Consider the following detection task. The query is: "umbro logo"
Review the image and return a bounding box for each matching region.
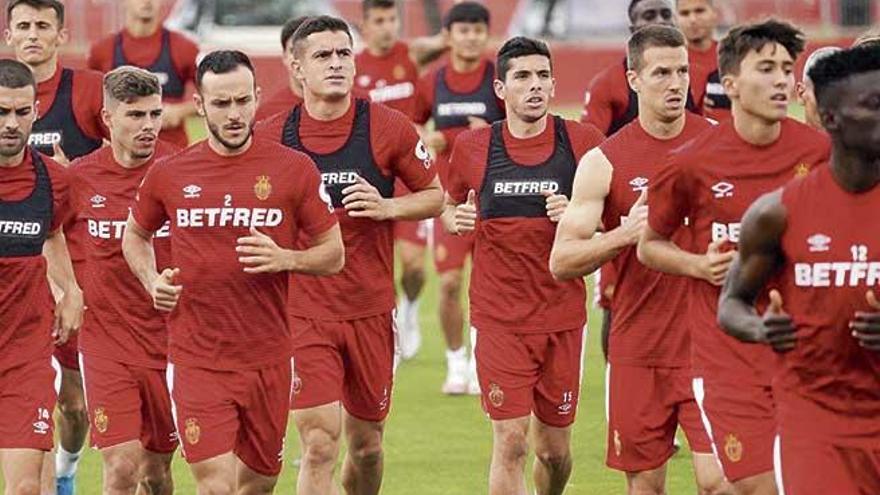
[183,184,202,199]
[808,233,831,252]
[711,181,734,198]
[90,194,106,208]
[629,176,648,192]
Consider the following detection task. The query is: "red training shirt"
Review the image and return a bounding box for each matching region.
[258,99,437,320]
[447,117,604,332]
[131,139,337,370]
[649,118,830,382]
[355,41,419,120]
[599,113,714,367]
[0,150,70,369]
[69,142,179,369]
[255,86,304,123]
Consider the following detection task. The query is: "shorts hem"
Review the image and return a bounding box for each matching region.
[606,449,675,474]
[288,308,394,323]
[343,406,390,424]
[291,397,340,412]
[533,413,576,429]
[233,448,281,478]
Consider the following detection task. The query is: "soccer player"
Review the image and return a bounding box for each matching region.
[256,16,443,494]
[254,15,308,122]
[355,0,447,360]
[69,66,178,494]
[795,46,840,130]
[550,25,729,495]
[413,1,505,394]
[638,20,829,495]
[442,36,604,495]
[122,50,344,494]
[6,1,106,490]
[581,0,699,136]
[88,0,200,148]
[717,44,880,495]
[0,58,82,495]
[676,0,730,121]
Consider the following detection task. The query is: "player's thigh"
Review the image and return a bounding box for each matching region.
[533,327,585,429]
[80,354,143,449]
[57,362,85,408]
[100,440,144,478]
[474,330,541,422]
[236,361,292,478]
[606,364,677,473]
[166,365,238,467]
[491,416,531,459]
[189,452,237,493]
[294,401,343,454]
[531,417,572,460]
[626,465,668,495]
[0,358,56,451]
[341,313,394,423]
[0,448,45,493]
[696,376,776,483]
[236,455,279,495]
[290,316,345,411]
[343,410,385,456]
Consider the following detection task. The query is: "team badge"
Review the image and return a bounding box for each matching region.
[185,418,201,445]
[254,175,272,201]
[794,163,811,178]
[613,430,622,457]
[292,374,303,395]
[488,383,505,408]
[94,408,109,434]
[393,64,406,80]
[724,433,743,463]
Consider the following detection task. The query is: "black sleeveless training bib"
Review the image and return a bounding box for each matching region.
[30,69,102,160]
[0,150,54,257]
[112,29,186,99]
[432,62,504,131]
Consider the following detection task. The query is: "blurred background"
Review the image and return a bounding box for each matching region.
[1,0,873,108]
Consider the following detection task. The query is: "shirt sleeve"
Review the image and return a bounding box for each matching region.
[131,164,169,233]
[74,71,110,140]
[648,154,691,238]
[291,154,338,238]
[376,107,437,193]
[446,131,476,204]
[581,71,613,135]
[566,120,606,161]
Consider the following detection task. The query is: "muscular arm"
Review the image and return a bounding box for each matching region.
[408,33,448,68]
[550,148,639,280]
[717,190,788,343]
[122,216,161,292]
[638,226,708,278]
[390,176,444,220]
[288,224,344,275]
[44,229,84,343]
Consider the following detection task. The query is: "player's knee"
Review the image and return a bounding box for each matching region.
[8,477,41,495]
[197,477,235,495]
[57,393,88,421]
[439,272,462,299]
[401,264,425,284]
[695,470,733,495]
[347,440,383,470]
[141,459,174,493]
[534,445,571,472]
[302,427,341,468]
[105,456,139,491]
[495,428,529,466]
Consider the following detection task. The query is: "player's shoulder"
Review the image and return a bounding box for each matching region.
[69,146,110,173]
[367,99,411,126]
[254,107,292,137]
[165,28,200,49]
[454,125,492,152]
[591,60,625,87]
[70,67,105,91]
[560,117,604,147]
[781,118,830,150]
[251,137,314,167]
[88,32,117,57]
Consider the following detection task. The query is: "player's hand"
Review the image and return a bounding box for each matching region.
[851,290,880,352]
[619,188,648,245]
[151,267,182,312]
[236,227,293,274]
[452,190,477,235]
[467,116,490,129]
[52,287,83,345]
[341,176,393,221]
[543,190,568,223]
[423,131,447,154]
[698,237,737,286]
[760,289,797,353]
[52,141,70,167]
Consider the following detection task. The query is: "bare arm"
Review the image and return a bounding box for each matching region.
[122,216,161,293]
[236,224,344,276]
[550,148,643,280]
[638,224,737,285]
[717,190,795,351]
[43,229,84,344]
[342,175,444,221]
[408,33,448,68]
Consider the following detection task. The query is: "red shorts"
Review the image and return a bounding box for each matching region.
[80,354,176,453]
[167,361,292,477]
[54,334,79,370]
[775,434,880,495]
[693,376,776,482]
[606,364,712,472]
[0,358,57,450]
[394,219,431,247]
[433,228,473,273]
[290,312,395,422]
[475,327,585,427]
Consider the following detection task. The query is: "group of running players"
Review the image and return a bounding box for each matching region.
[0,0,877,494]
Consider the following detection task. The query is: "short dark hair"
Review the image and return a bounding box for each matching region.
[280,16,310,51]
[6,0,64,26]
[853,27,880,49]
[443,1,490,30]
[291,15,353,56]
[809,45,880,108]
[195,50,256,89]
[628,0,645,23]
[363,0,396,16]
[627,25,686,71]
[103,66,161,104]
[0,58,36,93]
[497,36,552,80]
[718,19,805,77]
